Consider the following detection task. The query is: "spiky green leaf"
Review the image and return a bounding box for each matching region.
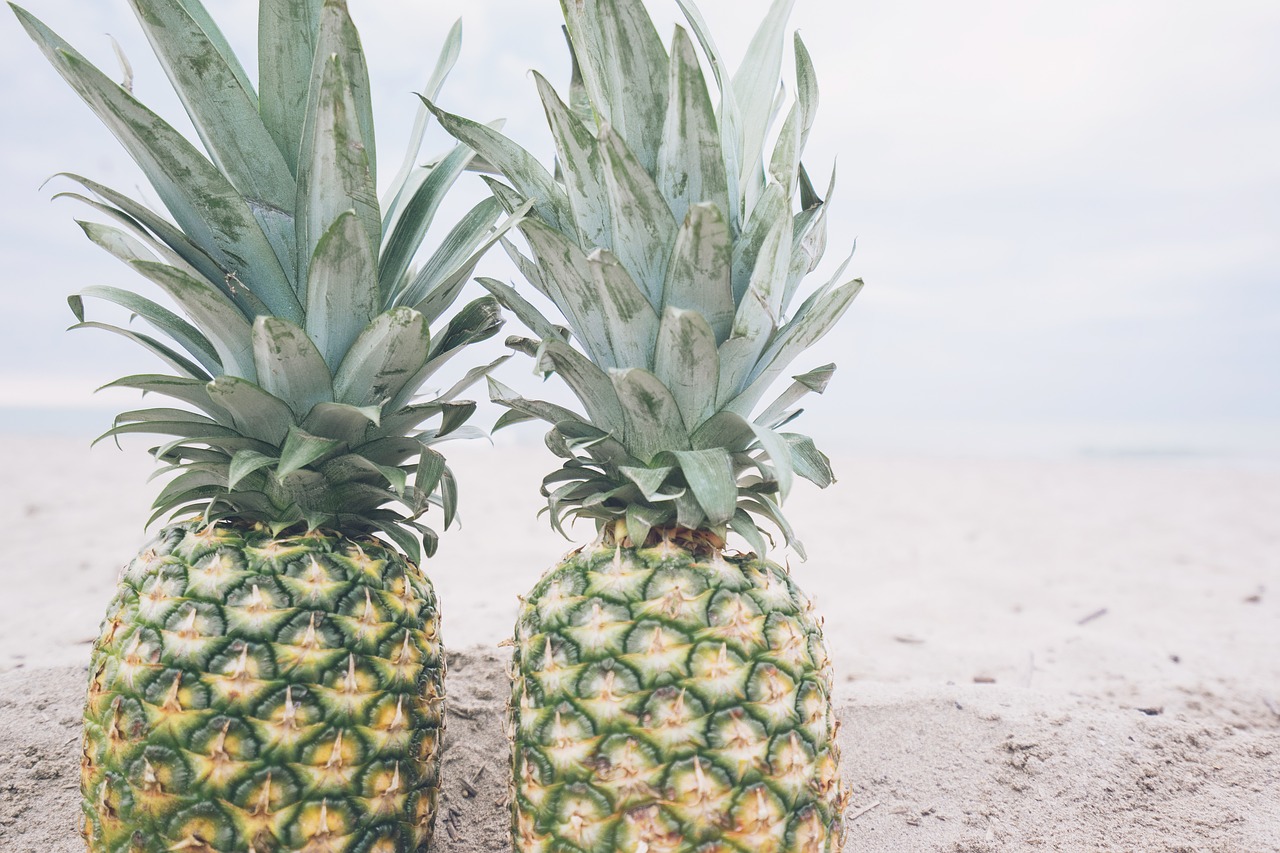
[305,209,378,371]
[599,125,676,308]
[252,316,334,419]
[657,26,728,228]
[653,307,718,432]
[205,375,293,445]
[258,0,324,174]
[560,0,669,173]
[662,203,734,342]
[332,307,430,408]
[610,368,689,463]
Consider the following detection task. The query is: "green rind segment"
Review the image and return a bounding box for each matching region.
[82,523,444,852]
[462,0,862,550]
[509,540,847,851]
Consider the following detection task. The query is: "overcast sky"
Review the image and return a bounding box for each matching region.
[1,0,1276,454]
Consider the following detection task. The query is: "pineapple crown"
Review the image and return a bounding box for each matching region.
[13,0,528,562]
[427,0,862,557]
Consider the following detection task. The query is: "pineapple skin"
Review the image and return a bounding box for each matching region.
[509,537,848,852]
[81,523,445,853]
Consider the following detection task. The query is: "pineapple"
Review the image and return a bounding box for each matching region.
[428,0,861,849]
[12,0,523,849]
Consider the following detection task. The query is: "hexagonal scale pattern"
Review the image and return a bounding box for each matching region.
[510,539,849,852]
[81,523,444,853]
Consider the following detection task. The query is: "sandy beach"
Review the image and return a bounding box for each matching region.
[1,435,1277,851]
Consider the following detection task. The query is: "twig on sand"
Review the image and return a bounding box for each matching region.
[847,801,882,823]
[442,806,461,842]
[460,759,492,798]
[1077,607,1108,626]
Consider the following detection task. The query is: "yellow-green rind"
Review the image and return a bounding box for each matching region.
[82,523,444,852]
[509,537,847,852]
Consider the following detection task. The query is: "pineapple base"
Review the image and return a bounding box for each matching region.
[81,522,445,853]
[509,533,848,852]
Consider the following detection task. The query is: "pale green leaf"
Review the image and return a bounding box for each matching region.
[297,50,378,287]
[560,0,670,173]
[414,447,447,501]
[731,0,794,188]
[62,193,207,283]
[315,0,376,187]
[252,316,334,419]
[750,422,793,498]
[690,409,756,453]
[673,447,736,524]
[306,209,378,371]
[228,449,278,490]
[395,196,500,312]
[610,367,690,463]
[625,503,668,549]
[55,174,248,314]
[277,425,342,478]
[794,32,819,156]
[176,0,255,97]
[733,279,862,416]
[619,465,675,500]
[782,432,835,488]
[540,340,625,436]
[768,102,801,196]
[205,375,294,445]
[258,0,324,175]
[673,0,744,232]
[662,202,733,342]
[731,181,788,303]
[424,100,574,235]
[99,374,229,422]
[586,248,661,369]
[72,321,210,381]
[403,197,531,322]
[672,487,705,530]
[518,218,611,365]
[302,401,379,444]
[488,376,587,430]
[754,363,834,427]
[653,307,719,432]
[126,0,296,218]
[333,307,430,408]
[716,287,774,408]
[534,71,611,249]
[130,261,257,381]
[77,282,220,376]
[784,164,837,312]
[599,125,677,308]
[371,520,420,564]
[476,276,563,343]
[729,508,768,556]
[379,142,474,300]
[657,25,728,228]
[385,17,462,216]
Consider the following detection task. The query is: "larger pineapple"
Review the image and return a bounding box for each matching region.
[12,1,521,849]
[428,0,861,849]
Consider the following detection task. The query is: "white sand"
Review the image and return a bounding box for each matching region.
[1,436,1277,851]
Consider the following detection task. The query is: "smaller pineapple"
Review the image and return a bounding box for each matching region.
[13,0,524,849]
[429,0,860,849]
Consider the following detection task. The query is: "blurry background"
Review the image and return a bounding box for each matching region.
[1,0,1277,457]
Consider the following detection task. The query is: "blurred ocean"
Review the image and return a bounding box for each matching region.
[3,404,1276,464]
